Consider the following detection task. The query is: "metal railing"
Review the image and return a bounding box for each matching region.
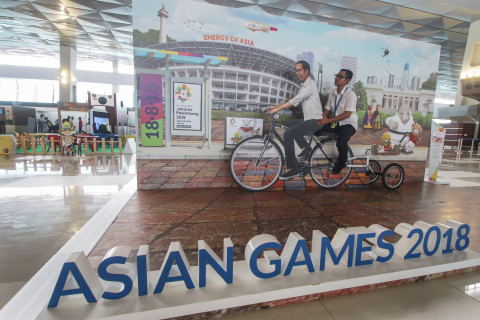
[444,137,479,162]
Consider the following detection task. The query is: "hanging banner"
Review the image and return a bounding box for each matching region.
[428,121,446,181]
[140,73,163,146]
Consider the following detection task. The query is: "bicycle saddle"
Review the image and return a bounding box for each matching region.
[314,130,337,139]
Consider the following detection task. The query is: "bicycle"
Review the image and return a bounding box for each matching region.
[230,115,405,191]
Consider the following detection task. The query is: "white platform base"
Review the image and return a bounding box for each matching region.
[36,249,480,320]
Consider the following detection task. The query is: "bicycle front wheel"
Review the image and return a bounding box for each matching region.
[230,136,283,191]
[309,139,353,189]
[381,163,405,190]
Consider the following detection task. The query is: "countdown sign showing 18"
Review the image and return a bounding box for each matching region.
[140,74,163,146]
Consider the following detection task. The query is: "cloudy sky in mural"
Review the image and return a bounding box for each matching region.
[134,0,440,89]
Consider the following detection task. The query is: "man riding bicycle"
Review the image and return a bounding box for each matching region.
[266,61,323,180]
[317,69,357,174]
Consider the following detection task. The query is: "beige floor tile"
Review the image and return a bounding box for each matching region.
[221,300,334,320]
[321,279,480,320]
[0,282,27,309]
[442,270,480,290]
[442,271,480,299]
[0,154,136,309]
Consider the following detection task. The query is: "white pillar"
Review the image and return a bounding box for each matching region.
[59,45,77,102]
[455,19,480,105]
[112,59,119,94]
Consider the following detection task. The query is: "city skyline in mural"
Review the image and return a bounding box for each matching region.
[133,0,441,92]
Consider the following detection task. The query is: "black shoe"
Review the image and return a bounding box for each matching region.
[297,147,312,160]
[280,166,302,180]
[331,163,346,174]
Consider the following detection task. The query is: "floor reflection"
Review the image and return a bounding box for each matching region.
[0,153,136,290]
[465,282,480,300]
[0,154,136,176]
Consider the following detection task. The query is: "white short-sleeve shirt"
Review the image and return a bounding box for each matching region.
[325,86,358,131]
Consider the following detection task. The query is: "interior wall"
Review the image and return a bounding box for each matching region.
[456,19,480,105]
[13,106,35,133]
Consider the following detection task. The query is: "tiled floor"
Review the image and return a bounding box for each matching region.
[1,150,480,319]
[220,274,480,320]
[87,181,480,273]
[0,154,137,310]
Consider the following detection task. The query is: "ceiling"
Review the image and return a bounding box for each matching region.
[1,0,480,98]
[0,0,132,62]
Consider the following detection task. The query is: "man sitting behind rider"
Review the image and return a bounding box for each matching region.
[266,60,323,179]
[317,69,358,174]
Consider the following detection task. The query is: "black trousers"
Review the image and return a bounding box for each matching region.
[283,119,323,169]
[323,124,356,165]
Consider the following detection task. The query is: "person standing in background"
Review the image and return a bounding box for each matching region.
[78,117,85,134]
[37,114,46,133]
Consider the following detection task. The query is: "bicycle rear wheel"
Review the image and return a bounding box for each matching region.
[309,138,353,189]
[230,136,283,191]
[367,160,381,184]
[381,163,405,190]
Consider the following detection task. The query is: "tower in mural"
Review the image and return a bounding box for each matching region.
[297,51,314,70]
[410,76,421,91]
[340,56,357,84]
[158,4,169,44]
[401,62,410,90]
[388,73,395,88]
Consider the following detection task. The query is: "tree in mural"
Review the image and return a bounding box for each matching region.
[133,29,176,47]
[423,99,432,112]
[352,81,368,111]
[421,77,437,90]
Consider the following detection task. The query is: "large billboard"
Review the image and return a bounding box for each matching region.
[133,0,441,158]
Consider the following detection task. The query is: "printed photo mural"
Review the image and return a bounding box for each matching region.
[133,0,441,159]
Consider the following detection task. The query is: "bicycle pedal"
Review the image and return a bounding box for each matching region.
[298,170,308,178]
[298,161,307,168]
[294,163,308,177]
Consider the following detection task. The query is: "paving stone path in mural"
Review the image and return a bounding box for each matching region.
[169,120,430,148]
